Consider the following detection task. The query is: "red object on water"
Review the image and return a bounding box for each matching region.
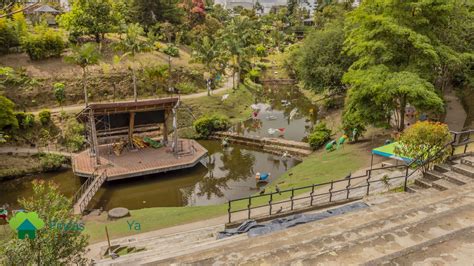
[278,128,286,132]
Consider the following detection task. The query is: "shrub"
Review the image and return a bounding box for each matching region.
[22,25,66,60]
[193,114,231,138]
[37,153,66,171]
[394,121,452,172]
[162,44,179,57]
[0,20,20,54]
[177,81,198,94]
[16,112,35,128]
[38,109,52,125]
[64,118,85,152]
[247,67,261,82]
[53,82,66,106]
[308,122,332,149]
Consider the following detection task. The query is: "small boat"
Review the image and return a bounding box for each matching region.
[266,115,277,120]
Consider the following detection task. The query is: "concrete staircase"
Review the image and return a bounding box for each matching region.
[408,155,474,193]
[94,176,474,265]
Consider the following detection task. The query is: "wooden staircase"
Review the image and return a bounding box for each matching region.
[72,169,107,215]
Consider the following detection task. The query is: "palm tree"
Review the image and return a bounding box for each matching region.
[191,36,228,96]
[117,23,148,102]
[64,43,101,106]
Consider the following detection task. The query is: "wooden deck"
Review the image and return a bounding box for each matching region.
[72,139,208,181]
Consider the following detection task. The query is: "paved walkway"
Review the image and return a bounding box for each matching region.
[0,146,73,157]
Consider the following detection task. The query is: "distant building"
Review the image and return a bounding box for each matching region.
[214,0,316,14]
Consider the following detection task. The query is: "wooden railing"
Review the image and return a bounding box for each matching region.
[72,170,107,214]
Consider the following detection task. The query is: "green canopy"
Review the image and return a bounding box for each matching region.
[371,142,412,163]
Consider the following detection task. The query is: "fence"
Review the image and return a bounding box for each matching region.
[227,129,473,224]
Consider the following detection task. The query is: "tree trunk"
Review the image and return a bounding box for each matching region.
[82,68,88,106]
[232,68,236,91]
[132,68,137,102]
[95,33,100,43]
[399,94,407,131]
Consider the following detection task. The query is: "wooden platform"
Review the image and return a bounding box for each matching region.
[72,139,208,181]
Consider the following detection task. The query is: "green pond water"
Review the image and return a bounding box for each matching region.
[0,85,320,211]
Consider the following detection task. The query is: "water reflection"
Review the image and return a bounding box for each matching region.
[232,85,318,141]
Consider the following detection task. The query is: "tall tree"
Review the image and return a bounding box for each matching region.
[64,43,101,106]
[59,0,119,43]
[117,23,149,102]
[221,15,262,90]
[343,65,444,130]
[132,0,183,29]
[192,36,228,96]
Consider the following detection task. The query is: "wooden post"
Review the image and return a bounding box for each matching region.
[129,112,135,148]
[105,226,111,254]
[163,110,168,144]
[89,110,100,165]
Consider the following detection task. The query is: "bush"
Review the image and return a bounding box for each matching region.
[37,153,66,171]
[162,44,179,57]
[22,25,66,60]
[64,118,85,152]
[177,81,198,94]
[0,20,20,54]
[247,67,261,82]
[308,122,332,149]
[193,114,231,138]
[15,112,35,129]
[38,109,52,125]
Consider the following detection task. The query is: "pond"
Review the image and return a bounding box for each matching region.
[231,85,319,142]
[0,141,299,211]
[0,85,319,211]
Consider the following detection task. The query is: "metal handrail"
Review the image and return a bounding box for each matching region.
[227,129,473,224]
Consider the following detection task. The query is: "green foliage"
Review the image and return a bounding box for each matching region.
[162,44,179,57]
[22,25,66,60]
[0,67,38,87]
[177,81,198,94]
[0,4,27,54]
[0,96,18,130]
[65,43,101,69]
[59,0,119,42]
[37,153,66,171]
[255,44,266,57]
[307,122,332,149]
[296,21,351,93]
[247,67,261,82]
[53,82,66,106]
[341,111,366,142]
[1,180,89,264]
[38,109,52,126]
[63,118,85,152]
[118,23,148,56]
[131,0,183,29]
[394,121,452,172]
[193,114,231,138]
[343,65,444,130]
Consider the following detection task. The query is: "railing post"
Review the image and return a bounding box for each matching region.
[290,188,295,211]
[404,166,409,192]
[228,201,231,224]
[247,196,251,219]
[346,177,351,199]
[310,184,315,206]
[366,170,371,196]
[269,193,273,215]
[329,181,334,202]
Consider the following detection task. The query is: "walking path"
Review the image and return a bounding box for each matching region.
[30,76,234,115]
[0,146,73,157]
[444,87,467,131]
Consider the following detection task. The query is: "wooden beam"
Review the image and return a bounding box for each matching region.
[89,110,100,166]
[129,112,135,146]
[163,110,168,144]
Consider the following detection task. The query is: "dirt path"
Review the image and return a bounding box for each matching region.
[0,146,73,157]
[30,76,234,115]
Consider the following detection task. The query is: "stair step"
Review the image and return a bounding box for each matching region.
[424,170,444,181]
[406,184,425,193]
[433,163,451,173]
[452,163,474,178]
[414,177,434,188]
[443,171,473,185]
[147,184,474,265]
[461,156,474,167]
[432,178,460,191]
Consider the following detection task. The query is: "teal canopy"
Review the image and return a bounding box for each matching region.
[371,142,412,163]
